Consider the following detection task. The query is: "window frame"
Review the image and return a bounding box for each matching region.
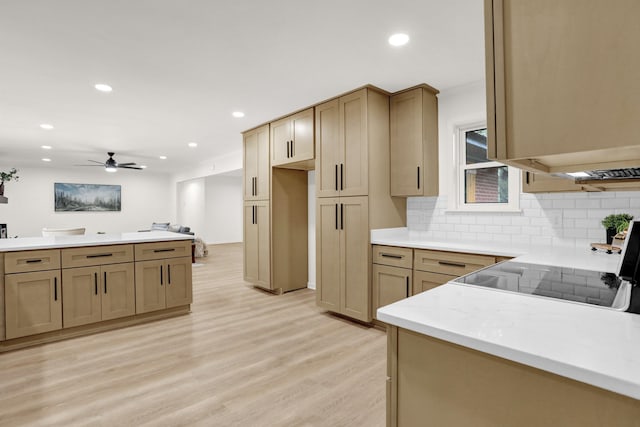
[451,122,520,212]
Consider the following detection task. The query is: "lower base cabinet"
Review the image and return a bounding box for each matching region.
[5,270,62,339]
[412,270,456,295]
[372,264,411,320]
[135,256,192,314]
[62,263,135,328]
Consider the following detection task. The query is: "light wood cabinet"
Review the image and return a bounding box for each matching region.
[243,200,271,290]
[390,85,439,197]
[372,264,411,320]
[317,196,370,322]
[414,249,496,277]
[316,89,369,198]
[485,0,640,174]
[271,108,314,168]
[62,263,135,328]
[135,256,192,314]
[0,254,4,341]
[243,124,270,200]
[5,270,62,339]
[5,249,60,274]
[413,270,456,295]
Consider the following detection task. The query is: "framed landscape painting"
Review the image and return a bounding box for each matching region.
[54,183,121,212]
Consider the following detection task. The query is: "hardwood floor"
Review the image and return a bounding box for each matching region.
[0,243,386,427]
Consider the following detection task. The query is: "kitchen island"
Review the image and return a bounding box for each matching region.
[374,228,640,426]
[0,231,193,351]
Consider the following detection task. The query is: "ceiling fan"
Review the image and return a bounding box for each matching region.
[77,152,143,172]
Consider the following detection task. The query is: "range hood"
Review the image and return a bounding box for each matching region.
[551,168,640,191]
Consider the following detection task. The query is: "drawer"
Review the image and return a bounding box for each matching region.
[5,249,61,274]
[134,240,192,261]
[61,244,134,268]
[413,270,457,295]
[414,249,495,276]
[372,245,413,269]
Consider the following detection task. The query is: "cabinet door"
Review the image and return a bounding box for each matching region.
[316,197,341,311]
[5,270,62,339]
[340,90,368,197]
[62,266,101,328]
[390,88,424,196]
[243,128,258,199]
[522,171,584,193]
[413,270,456,295]
[315,99,341,197]
[243,125,270,200]
[271,117,292,166]
[243,202,259,283]
[102,263,135,320]
[341,196,370,322]
[372,264,411,320]
[255,200,271,290]
[290,108,314,162]
[165,257,193,308]
[135,259,166,314]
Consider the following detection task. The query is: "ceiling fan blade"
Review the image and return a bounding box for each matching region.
[117,162,137,166]
[88,160,105,164]
[119,165,143,170]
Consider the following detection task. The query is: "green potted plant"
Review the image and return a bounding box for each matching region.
[0,168,19,196]
[601,213,633,244]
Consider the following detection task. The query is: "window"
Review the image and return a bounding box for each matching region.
[452,123,520,212]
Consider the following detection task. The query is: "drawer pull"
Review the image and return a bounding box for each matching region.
[381,253,403,259]
[154,248,176,253]
[25,259,43,264]
[438,261,466,268]
[86,253,114,258]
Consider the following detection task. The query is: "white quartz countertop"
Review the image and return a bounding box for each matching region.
[0,231,193,252]
[373,227,640,400]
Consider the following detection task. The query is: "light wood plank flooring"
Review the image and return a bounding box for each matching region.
[0,243,386,426]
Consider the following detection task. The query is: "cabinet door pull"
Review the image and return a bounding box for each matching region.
[87,253,113,258]
[381,253,403,259]
[26,259,42,264]
[252,177,256,196]
[104,271,107,294]
[287,140,290,158]
[168,264,171,285]
[340,163,344,191]
[335,203,338,230]
[291,139,295,157]
[54,277,58,301]
[254,205,258,224]
[417,166,421,189]
[335,164,338,191]
[525,171,530,185]
[406,276,410,297]
[438,261,466,268]
[160,265,163,285]
[340,203,344,230]
[94,272,98,295]
[252,205,255,224]
[153,248,175,253]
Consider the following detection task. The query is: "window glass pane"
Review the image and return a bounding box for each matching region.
[464,166,509,203]
[465,128,488,165]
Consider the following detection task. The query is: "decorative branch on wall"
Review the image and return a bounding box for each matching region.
[54,183,121,212]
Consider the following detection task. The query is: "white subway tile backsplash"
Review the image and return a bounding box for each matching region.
[576,199,601,209]
[552,199,576,209]
[563,210,587,219]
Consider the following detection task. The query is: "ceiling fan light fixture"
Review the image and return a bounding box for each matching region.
[105,166,117,172]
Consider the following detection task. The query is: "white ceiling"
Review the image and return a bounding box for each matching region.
[0,0,485,175]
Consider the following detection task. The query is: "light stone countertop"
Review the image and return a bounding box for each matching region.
[373,227,640,400]
[0,231,193,252]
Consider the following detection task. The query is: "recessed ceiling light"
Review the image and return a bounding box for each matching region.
[42,158,51,162]
[159,155,167,160]
[140,165,148,169]
[232,111,245,118]
[188,142,198,148]
[40,123,54,130]
[41,145,52,150]
[94,83,113,92]
[388,33,410,47]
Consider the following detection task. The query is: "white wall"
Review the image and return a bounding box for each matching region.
[407,81,640,248]
[308,171,316,289]
[204,174,242,244]
[177,178,206,239]
[0,166,173,238]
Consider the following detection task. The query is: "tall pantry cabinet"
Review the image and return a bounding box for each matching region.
[315,87,406,323]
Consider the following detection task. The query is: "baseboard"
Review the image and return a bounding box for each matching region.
[307,281,316,290]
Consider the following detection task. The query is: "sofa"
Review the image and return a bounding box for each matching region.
[147,222,195,236]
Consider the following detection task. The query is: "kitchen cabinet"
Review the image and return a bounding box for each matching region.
[315,90,369,197]
[243,124,270,200]
[317,196,370,322]
[243,200,271,290]
[271,108,314,168]
[372,245,413,319]
[414,249,496,277]
[412,270,456,295]
[390,85,439,197]
[134,241,193,314]
[484,0,640,174]
[0,254,4,341]
[522,171,584,194]
[62,263,135,328]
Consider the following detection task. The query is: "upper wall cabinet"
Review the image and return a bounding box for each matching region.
[243,124,270,200]
[390,85,439,197]
[485,0,640,174]
[271,108,314,169]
